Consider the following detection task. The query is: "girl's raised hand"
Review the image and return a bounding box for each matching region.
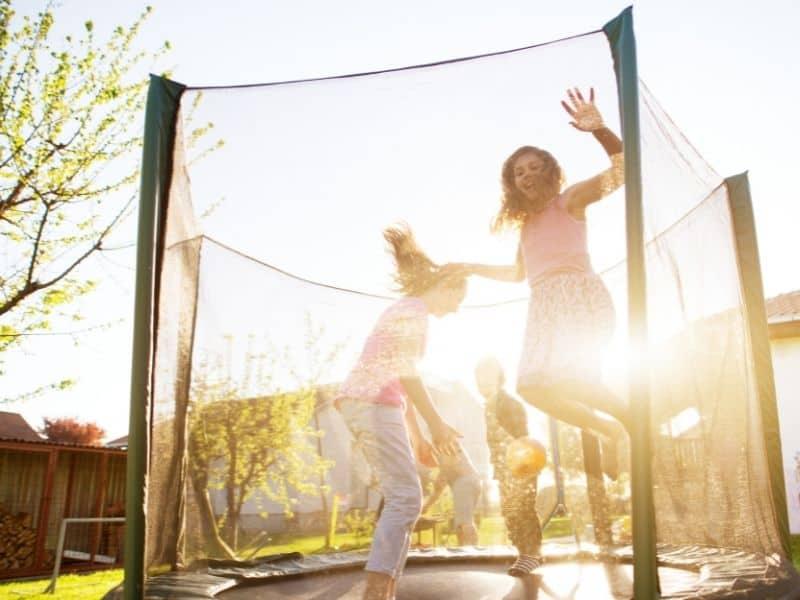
[561,87,604,132]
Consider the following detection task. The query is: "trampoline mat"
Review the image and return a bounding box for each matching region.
[219,560,694,599]
[107,545,800,599]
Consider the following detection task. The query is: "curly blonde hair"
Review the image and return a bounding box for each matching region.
[384,223,465,296]
[492,146,564,232]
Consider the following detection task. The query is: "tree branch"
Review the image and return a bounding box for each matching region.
[26,200,50,284]
[0,112,50,171]
[0,193,132,318]
[0,142,64,219]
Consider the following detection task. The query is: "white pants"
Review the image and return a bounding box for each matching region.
[340,400,422,578]
[450,474,481,528]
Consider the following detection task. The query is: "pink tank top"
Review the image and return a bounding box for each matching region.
[520,193,593,286]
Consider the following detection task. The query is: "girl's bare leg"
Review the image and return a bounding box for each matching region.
[517,381,629,436]
[517,382,628,478]
[457,523,479,545]
[364,571,392,600]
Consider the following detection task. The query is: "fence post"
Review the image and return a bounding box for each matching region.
[33,449,59,572]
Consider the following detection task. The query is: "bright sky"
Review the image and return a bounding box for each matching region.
[5,0,799,440]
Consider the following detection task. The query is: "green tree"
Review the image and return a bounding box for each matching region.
[0,2,217,401]
[188,340,334,554]
[293,316,346,550]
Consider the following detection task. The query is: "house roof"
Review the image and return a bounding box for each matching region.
[106,435,128,448]
[0,411,42,442]
[0,412,127,451]
[766,289,800,339]
[0,437,127,452]
[766,290,800,324]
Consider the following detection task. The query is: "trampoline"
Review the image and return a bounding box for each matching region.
[107,544,800,598]
[112,7,800,599]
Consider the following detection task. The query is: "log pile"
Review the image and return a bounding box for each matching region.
[0,507,36,570]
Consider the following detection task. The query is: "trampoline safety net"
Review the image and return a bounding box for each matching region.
[129,11,799,599]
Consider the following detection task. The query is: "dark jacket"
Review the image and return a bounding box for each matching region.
[496,389,528,439]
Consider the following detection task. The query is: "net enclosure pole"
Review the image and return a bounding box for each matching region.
[603,8,659,599]
[124,74,185,600]
[726,172,792,558]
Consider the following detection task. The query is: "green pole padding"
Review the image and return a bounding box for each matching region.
[725,172,792,559]
[124,74,185,600]
[603,8,660,599]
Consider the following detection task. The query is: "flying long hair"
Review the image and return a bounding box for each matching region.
[384,223,461,296]
[492,145,564,232]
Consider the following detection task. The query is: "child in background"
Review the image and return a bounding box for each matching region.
[420,440,481,545]
[475,356,542,576]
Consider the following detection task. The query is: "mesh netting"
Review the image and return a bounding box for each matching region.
[633,82,780,553]
[139,23,791,592]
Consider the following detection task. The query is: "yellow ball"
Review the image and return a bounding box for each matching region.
[506,437,546,478]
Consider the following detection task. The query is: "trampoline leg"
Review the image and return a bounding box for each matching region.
[542,418,582,547]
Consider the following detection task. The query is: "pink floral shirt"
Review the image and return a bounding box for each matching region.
[338,297,428,410]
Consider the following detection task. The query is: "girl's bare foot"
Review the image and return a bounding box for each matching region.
[364,572,392,600]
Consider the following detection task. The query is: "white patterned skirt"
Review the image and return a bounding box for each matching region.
[517,271,615,388]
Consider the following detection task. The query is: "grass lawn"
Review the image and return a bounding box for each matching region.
[248,531,372,557]
[2,534,799,599]
[0,569,122,600]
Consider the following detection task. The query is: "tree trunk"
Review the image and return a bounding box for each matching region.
[224,484,239,550]
[313,409,331,548]
[225,421,239,550]
[189,469,237,559]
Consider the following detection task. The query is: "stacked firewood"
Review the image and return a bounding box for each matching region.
[0,507,36,570]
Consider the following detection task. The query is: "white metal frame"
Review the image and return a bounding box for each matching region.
[44,517,125,594]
